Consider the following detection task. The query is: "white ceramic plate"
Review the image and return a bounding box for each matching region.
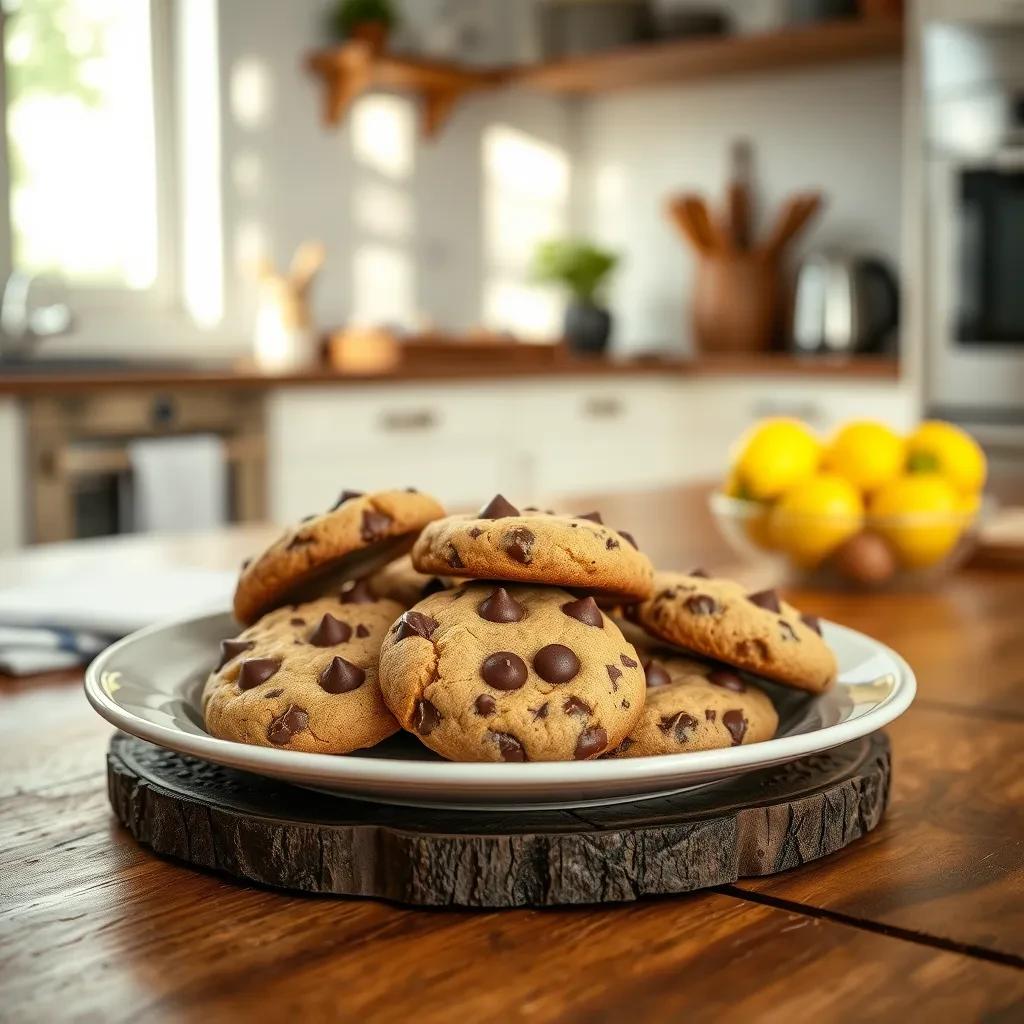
[84,610,915,810]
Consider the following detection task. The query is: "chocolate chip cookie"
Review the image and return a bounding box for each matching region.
[203,594,405,753]
[607,652,778,758]
[410,495,653,601]
[632,572,836,693]
[366,554,450,608]
[234,488,445,624]
[378,583,646,762]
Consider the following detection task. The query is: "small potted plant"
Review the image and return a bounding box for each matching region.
[327,0,398,55]
[532,238,620,355]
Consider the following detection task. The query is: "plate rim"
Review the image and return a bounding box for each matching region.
[84,608,917,790]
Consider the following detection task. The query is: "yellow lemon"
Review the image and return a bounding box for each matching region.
[723,469,776,550]
[732,418,820,501]
[769,473,864,568]
[905,421,986,495]
[870,473,963,569]
[823,420,905,494]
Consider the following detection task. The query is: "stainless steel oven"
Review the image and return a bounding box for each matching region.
[924,16,1024,419]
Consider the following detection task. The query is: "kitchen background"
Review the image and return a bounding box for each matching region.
[0,0,1020,551]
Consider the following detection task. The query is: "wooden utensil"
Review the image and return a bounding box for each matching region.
[667,196,714,254]
[762,192,823,259]
[726,138,753,251]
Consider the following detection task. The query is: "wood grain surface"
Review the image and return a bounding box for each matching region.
[0,484,1022,1021]
[105,731,890,907]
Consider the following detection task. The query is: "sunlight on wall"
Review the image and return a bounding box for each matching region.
[180,0,224,328]
[482,124,570,339]
[351,244,415,327]
[231,151,263,198]
[230,56,273,130]
[351,95,415,180]
[353,181,413,240]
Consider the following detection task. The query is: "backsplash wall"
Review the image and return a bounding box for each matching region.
[578,60,904,354]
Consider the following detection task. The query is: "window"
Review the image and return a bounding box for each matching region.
[1,0,177,314]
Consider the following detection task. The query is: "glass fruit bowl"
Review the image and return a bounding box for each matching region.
[709,490,983,589]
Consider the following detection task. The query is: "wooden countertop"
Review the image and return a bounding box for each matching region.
[0,352,901,396]
[2,484,1020,1020]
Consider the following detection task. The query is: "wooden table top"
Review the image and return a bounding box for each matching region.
[1,486,1022,1022]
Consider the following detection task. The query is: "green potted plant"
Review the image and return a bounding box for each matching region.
[532,238,620,355]
[327,0,398,54]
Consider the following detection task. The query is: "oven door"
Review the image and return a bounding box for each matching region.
[927,151,1024,414]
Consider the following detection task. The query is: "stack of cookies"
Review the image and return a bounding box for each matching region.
[203,489,838,762]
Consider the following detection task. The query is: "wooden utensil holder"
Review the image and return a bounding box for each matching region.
[692,252,781,353]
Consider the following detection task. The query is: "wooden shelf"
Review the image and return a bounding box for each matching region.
[516,17,904,94]
[306,19,903,139]
[306,43,507,139]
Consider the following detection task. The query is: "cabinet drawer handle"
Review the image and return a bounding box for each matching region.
[378,409,438,432]
[751,400,823,425]
[583,396,624,419]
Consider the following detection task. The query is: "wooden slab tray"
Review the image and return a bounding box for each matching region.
[108,730,890,908]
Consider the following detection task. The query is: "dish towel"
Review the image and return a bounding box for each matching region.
[0,565,236,675]
[128,434,227,533]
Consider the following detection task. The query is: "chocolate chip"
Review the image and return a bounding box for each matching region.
[405,486,418,493]
[576,511,603,524]
[689,568,710,578]
[610,737,634,756]
[606,663,622,686]
[620,653,638,668]
[393,610,439,641]
[300,514,316,523]
[478,587,526,623]
[605,537,620,549]
[801,614,822,636]
[241,557,252,570]
[618,530,638,549]
[560,595,603,627]
[412,699,441,735]
[747,588,781,613]
[421,577,447,598]
[340,579,376,604]
[237,657,281,690]
[479,494,520,519]
[309,613,352,647]
[534,644,580,684]
[319,656,365,693]
[468,527,484,539]
[658,710,698,744]
[289,617,306,627]
[779,620,798,642]
[361,508,393,542]
[723,709,748,745]
[331,489,363,510]
[444,542,464,569]
[643,659,672,688]
[481,651,528,690]
[217,638,254,670]
[286,533,314,550]
[474,694,497,717]
[574,726,608,759]
[268,704,308,744]
[493,731,527,762]
[529,702,549,721]
[708,669,747,692]
[503,527,535,564]
[264,688,284,699]
[563,696,592,718]
[705,708,716,721]
[355,624,370,638]
[685,594,718,615]
[736,637,770,661]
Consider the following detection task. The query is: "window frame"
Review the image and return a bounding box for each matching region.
[0,0,183,326]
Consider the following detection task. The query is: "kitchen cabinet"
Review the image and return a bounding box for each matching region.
[0,397,24,551]
[266,376,916,517]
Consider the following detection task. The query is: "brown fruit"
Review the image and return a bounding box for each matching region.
[830,531,897,585]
